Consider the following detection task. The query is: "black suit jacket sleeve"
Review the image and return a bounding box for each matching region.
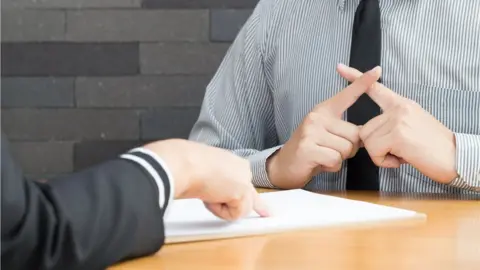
[1,134,172,270]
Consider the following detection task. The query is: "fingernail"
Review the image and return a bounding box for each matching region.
[257,204,271,217]
[258,206,270,217]
[368,66,382,75]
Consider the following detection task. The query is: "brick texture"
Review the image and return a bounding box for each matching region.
[2,0,141,9]
[140,42,229,75]
[75,76,209,107]
[2,77,74,107]
[1,0,252,177]
[1,10,66,42]
[1,42,139,76]
[10,142,74,175]
[2,109,140,140]
[141,107,200,140]
[74,140,146,170]
[66,10,209,42]
[142,0,259,9]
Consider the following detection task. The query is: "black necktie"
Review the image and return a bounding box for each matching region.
[346,0,381,190]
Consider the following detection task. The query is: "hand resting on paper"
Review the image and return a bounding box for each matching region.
[145,139,270,221]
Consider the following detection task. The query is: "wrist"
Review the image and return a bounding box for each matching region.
[438,131,459,184]
[266,150,281,185]
[446,133,459,182]
[144,139,198,199]
[266,150,300,189]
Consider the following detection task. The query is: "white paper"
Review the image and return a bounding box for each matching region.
[164,189,423,243]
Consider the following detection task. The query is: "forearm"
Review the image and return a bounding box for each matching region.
[2,136,172,270]
[449,133,480,192]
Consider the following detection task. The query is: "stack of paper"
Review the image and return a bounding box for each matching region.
[164,189,424,243]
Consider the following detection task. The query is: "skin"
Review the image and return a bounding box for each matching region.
[336,64,458,184]
[144,139,270,221]
[267,67,382,189]
[143,64,457,222]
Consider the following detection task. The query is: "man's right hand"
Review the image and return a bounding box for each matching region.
[266,65,382,189]
[144,139,269,221]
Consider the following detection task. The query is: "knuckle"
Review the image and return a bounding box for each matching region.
[304,112,319,126]
[396,99,417,115]
[372,157,384,167]
[348,148,359,158]
[358,128,368,141]
[230,191,244,202]
[333,162,343,172]
[299,126,312,140]
[325,151,342,168]
[328,162,343,172]
[341,143,353,159]
[352,125,362,139]
[297,136,312,151]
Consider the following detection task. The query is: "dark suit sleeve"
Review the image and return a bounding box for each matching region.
[1,133,172,270]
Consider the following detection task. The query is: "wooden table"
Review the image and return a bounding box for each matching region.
[110,191,480,270]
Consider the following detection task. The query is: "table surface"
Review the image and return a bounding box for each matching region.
[110,190,480,270]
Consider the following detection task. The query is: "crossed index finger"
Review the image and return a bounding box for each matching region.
[336,64,401,110]
[321,66,382,115]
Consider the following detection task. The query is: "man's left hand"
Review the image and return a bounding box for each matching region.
[337,64,459,184]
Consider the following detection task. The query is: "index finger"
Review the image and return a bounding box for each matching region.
[252,188,270,217]
[336,64,400,110]
[321,66,381,115]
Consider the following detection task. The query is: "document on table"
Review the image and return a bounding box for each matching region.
[164,189,424,243]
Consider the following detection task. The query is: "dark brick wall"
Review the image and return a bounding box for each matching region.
[1,0,255,178]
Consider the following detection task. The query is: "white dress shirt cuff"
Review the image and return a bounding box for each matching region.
[450,133,480,192]
[120,147,175,215]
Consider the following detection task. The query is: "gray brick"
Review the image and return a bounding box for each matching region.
[66,10,208,42]
[210,9,252,42]
[1,42,139,76]
[1,77,74,108]
[2,109,139,140]
[75,76,209,108]
[1,10,65,42]
[142,0,259,9]
[141,107,200,140]
[140,43,229,75]
[10,142,73,175]
[74,140,146,170]
[2,0,140,9]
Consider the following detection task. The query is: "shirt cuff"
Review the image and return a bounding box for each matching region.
[246,145,283,189]
[449,133,480,192]
[120,147,175,215]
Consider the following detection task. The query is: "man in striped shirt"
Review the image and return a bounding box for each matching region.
[189,0,480,195]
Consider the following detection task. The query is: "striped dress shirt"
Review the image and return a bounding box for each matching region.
[189,0,480,195]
